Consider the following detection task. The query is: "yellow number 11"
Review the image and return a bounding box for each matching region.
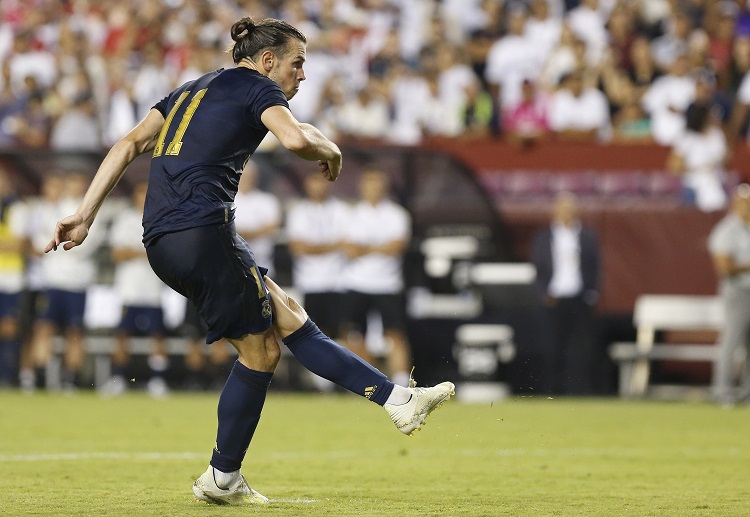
[152,88,208,157]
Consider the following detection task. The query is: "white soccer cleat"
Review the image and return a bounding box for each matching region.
[385,375,455,436]
[192,466,269,505]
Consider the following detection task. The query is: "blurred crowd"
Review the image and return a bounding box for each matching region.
[1,0,750,149]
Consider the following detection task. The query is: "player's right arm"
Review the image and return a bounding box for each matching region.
[261,105,342,181]
[45,109,166,252]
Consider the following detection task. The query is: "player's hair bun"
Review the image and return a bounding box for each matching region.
[231,17,255,41]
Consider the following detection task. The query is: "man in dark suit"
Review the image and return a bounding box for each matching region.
[532,192,600,395]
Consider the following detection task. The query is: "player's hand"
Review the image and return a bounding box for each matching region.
[319,155,342,182]
[44,213,89,253]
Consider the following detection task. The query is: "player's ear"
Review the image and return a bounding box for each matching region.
[261,50,275,72]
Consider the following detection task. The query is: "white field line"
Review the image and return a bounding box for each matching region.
[0,447,743,463]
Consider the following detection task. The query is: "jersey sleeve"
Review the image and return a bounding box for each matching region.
[243,79,290,128]
[152,94,170,118]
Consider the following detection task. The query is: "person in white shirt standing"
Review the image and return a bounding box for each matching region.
[667,101,728,212]
[531,192,601,395]
[548,70,611,142]
[708,184,750,406]
[340,169,412,388]
[102,181,169,398]
[30,171,103,390]
[233,161,281,277]
[287,172,350,390]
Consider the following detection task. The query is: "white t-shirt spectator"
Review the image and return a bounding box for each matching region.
[485,34,542,108]
[234,189,281,276]
[641,74,695,145]
[32,197,102,292]
[50,108,101,151]
[286,197,350,294]
[9,50,56,94]
[342,199,411,294]
[524,14,563,66]
[566,3,609,65]
[548,87,611,140]
[335,95,391,139]
[109,206,165,307]
[673,127,728,211]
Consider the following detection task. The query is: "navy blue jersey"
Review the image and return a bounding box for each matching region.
[142,67,288,246]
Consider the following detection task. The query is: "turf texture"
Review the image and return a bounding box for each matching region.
[1,391,748,516]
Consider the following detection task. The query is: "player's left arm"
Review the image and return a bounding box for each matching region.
[45,109,165,252]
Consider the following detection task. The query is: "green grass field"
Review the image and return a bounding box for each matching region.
[1,391,749,517]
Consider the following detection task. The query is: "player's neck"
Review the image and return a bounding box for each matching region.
[238,58,263,75]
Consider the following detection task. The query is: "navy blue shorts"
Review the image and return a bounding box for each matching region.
[119,306,165,336]
[37,289,86,330]
[302,291,343,336]
[340,291,406,333]
[146,222,273,344]
[0,292,20,319]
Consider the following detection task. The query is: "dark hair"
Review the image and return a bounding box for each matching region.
[685,102,710,133]
[229,16,306,63]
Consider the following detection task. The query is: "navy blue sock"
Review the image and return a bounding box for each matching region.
[210,360,273,473]
[283,319,394,406]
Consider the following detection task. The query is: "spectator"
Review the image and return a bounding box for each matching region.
[728,55,750,142]
[234,162,282,277]
[7,30,56,94]
[707,183,750,407]
[531,192,600,395]
[29,171,103,390]
[707,5,736,78]
[460,77,497,137]
[566,0,610,66]
[525,0,563,67]
[651,10,694,72]
[332,81,390,140]
[667,102,728,211]
[49,92,101,151]
[465,0,504,80]
[725,36,750,98]
[484,6,540,111]
[0,167,26,386]
[18,174,63,392]
[418,74,464,138]
[641,53,696,145]
[436,43,479,120]
[606,4,636,71]
[540,24,580,90]
[548,71,611,142]
[502,78,550,145]
[612,96,653,143]
[626,36,661,101]
[13,90,50,148]
[101,181,169,398]
[341,169,412,388]
[287,172,350,390]
[388,61,431,144]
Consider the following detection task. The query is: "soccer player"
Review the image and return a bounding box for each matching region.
[44,16,454,505]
